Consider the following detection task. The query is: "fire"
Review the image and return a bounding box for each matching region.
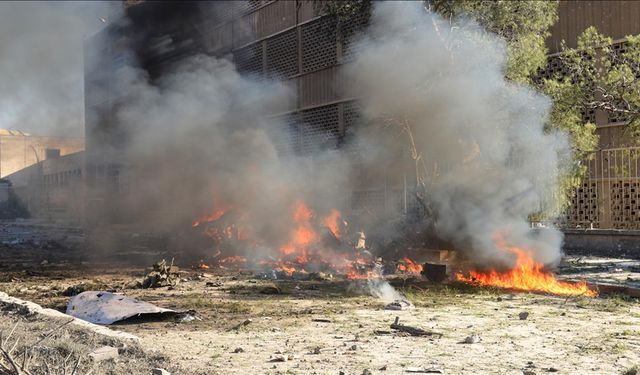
[455,235,596,297]
[192,208,228,227]
[281,201,318,255]
[397,257,423,274]
[192,199,396,279]
[218,255,247,269]
[198,259,210,269]
[321,208,342,239]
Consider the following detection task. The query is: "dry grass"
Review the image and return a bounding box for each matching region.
[0,312,171,375]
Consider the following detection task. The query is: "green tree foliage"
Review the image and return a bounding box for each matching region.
[426,0,558,84]
[324,1,640,215]
[549,27,640,139]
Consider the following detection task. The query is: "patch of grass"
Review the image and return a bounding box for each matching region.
[611,342,629,354]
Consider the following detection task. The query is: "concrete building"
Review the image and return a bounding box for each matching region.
[0,129,84,178]
[4,151,85,224]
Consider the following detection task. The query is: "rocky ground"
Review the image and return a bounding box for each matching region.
[0,243,638,375]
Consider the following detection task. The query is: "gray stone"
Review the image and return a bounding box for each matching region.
[89,346,119,362]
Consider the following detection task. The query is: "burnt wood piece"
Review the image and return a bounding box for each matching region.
[390,317,443,338]
[421,263,447,283]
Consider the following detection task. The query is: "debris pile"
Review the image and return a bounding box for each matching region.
[141,259,179,288]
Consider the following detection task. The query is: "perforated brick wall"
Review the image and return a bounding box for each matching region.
[266,28,298,79]
[301,17,337,74]
[339,11,370,63]
[568,181,599,227]
[233,42,263,77]
[610,180,640,228]
[299,104,341,154]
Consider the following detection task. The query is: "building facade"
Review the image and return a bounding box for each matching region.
[84,0,640,229]
[0,129,83,178]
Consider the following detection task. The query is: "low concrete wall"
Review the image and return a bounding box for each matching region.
[562,229,640,259]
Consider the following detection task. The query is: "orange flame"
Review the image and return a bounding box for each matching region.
[397,257,423,274]
[193,199,384,279]
[198,260,210,269]
[193,208,227,227]
[280,201,318,255]
[322,209,342,239]
[456,235,596,297]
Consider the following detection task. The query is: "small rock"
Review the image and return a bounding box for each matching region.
[379,365,388,371]
[89,346,119,362]
[519,312,530,320]
[546,368,559,373]
[463,334,481,344]
[521,371,536,375]
[312,347,321,354]
[384,299,414,310]
[269,354,287,362]
[151,369,171,375]
[233,347,244,353]
[362,370,372,375]
[496,296,503,302]
[349,344,357,351]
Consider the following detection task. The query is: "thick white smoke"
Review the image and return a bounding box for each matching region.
[111,53,351,259]
[343,2,570,269]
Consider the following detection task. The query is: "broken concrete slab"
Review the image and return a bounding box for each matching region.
[66,291,179,325]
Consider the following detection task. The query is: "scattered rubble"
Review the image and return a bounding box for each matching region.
[141,259,179,288]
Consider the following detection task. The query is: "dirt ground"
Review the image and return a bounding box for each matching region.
[0,246,638,375]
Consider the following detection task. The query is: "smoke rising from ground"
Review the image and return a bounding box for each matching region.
[0,2,118,136]
[112,54,350,258]
[343,2,569,268]
[101,1,569,271]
